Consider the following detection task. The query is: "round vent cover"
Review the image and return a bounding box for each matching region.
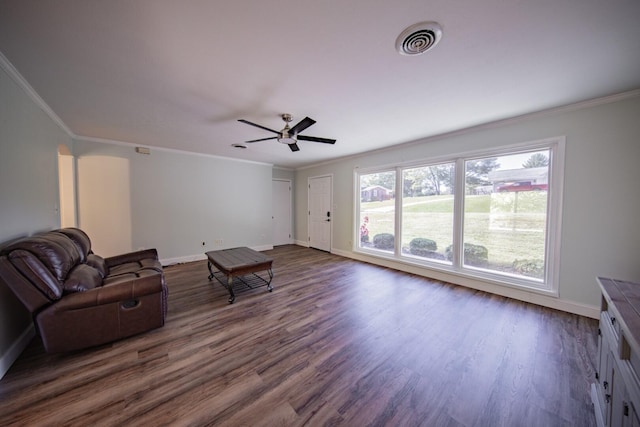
[396,22,442,56]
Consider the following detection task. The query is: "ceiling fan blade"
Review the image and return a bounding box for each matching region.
[238,119,280,134]
[289,117,316,135]
[245,136,278,143]
[297,135,336,144]
[288,143,300,152]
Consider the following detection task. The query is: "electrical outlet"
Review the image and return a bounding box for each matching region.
[214,238,223,246]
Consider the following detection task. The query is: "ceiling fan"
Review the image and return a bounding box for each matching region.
[238,114,336,152]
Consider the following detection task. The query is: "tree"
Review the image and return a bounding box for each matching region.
[403,164,454,196]
[522,153,548,168]
[465,158,499,186]
[425,164,454,195]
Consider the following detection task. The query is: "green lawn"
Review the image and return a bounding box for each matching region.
[360,192,548,279]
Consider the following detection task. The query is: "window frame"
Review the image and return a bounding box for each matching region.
[354,137,565,296]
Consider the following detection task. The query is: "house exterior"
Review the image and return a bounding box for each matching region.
[488,167,549,192]
[360,185,393,202]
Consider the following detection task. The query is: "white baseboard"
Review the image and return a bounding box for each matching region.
[331,248,600,319]
[252,244,274,252]
[294,240,309,247]
[161,245,275,266]
[0,323,35,380]
[161,253,207,266]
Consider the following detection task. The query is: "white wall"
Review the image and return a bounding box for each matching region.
[77,155,132,256]
[0,64,72,376]
[72,140,274,262]
[58,151,77,228]
[294,94,640,317]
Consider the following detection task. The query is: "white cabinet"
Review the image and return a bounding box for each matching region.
[592,278,640,427]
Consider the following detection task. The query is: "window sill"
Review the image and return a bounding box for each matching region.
[352,247,559,298]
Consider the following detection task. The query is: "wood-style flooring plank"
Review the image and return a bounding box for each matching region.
[0,245,598,426]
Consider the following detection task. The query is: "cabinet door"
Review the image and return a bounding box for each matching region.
[624,400,640,427]
[612,366,625,427]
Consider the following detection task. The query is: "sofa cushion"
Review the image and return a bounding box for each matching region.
[63,264,102,294]
[87,254,108,278]
[55,228,92,262]
[139,258,163,273]
[103,272,138,286]
[107,258,162,277]
[5,233,80,283]
[107,262,141,277]
[7,249,63,300]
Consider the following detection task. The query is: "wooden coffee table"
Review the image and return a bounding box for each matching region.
[205,247,273,303]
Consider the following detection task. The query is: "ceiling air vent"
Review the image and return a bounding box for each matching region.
[396,22,442,56]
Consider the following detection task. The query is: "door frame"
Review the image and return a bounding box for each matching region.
[307,174,333,252]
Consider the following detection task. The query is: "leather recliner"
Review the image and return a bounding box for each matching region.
[0,228,168,353]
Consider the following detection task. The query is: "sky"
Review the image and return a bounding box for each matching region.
[494,150,548,171]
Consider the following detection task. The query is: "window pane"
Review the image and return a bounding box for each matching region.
[359,171,396,253]
[463,150,549,280]
[401,163,455,264]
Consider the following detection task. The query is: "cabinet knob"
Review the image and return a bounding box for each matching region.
[604,381,608,390]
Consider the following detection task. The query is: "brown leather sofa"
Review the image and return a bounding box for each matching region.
[0,228,168,353]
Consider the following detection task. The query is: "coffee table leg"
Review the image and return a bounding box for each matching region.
[267,269,274,292]
[207,261,214,281]
[226,275,236,304]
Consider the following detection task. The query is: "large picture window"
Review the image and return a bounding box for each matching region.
[463,150,550,280]
[358,170,396,254]
[354,139,564,293]
[401,163,455,264]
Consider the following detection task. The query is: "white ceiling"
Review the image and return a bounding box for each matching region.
[1,1,639,169]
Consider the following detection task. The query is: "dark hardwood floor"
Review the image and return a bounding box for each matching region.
[0,245,598,426]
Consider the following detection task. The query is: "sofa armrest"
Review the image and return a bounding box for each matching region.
[52,273,163,311]
[105,248,159,268]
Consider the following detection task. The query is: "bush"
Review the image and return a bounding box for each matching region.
[409,238,437,252]
[512,259,544,278]
[373,233,394,250]
[445,243,489,266]
[409,238,438,257]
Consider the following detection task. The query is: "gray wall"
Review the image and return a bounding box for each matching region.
[0,65,71,372]
[73,140,274,261]
[272,167,294,181]
[294,95,640,315]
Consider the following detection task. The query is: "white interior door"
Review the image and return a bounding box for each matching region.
[272,179,292,246]
[308,175,332,252]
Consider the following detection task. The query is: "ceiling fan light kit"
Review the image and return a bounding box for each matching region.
[277,114,296,145]
[237,113,336,152]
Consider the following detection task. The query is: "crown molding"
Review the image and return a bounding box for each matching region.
[3,47,638,171]
[0,50,75,138]
[74,134,273,167]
